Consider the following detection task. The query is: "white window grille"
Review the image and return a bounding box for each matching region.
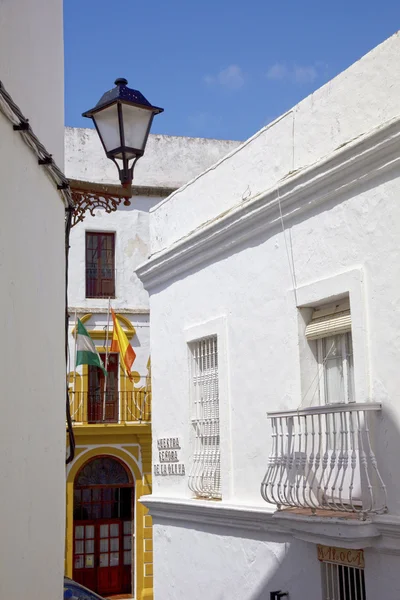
[322,561,366,600]
[188,335,221,499]
[306,300,354,404]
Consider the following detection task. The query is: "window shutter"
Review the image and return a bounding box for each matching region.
[305,299,351,340]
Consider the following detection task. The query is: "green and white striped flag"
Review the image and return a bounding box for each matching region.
[75,318,107,375]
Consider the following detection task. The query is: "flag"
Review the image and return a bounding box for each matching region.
[75,318,107,375]
[110,309,136,378]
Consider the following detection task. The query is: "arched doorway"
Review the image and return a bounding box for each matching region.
[73,456,134,597]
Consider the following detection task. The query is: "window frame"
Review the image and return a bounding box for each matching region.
[85,231,116,299]
[295,269,369,406]
[321,560,366,600]
[188,335,220,499]
[184,316,231,501]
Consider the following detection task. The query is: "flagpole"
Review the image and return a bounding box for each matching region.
[102,298,111,421]
[73,309,78,416]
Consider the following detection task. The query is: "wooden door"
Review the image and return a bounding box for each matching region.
[97,520,122,596]
[73,522,96,592]
[88,353,119,423]
[73,519,124,596]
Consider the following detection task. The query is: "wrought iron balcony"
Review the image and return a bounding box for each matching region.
[68,389,151,424]
[261,402,387,515]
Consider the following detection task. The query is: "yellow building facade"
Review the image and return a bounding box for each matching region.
[66,313,153,600]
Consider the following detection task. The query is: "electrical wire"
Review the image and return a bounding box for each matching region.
[0,79,73,209]
[0,78,76,464]
[65,207,75,464]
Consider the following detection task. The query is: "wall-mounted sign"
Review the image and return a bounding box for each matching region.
[154,437,185,476]
[317,545,364,568]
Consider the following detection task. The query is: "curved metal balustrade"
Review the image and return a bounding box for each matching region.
[261,402,387,515]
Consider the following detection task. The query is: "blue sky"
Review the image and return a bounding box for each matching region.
[64,0,400,141]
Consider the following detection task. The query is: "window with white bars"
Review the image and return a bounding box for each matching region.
[188,335,221,499]
[322,561,366,600]
[306,299,355,404]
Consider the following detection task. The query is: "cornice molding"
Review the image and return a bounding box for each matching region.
[139,495,283,534]
[139,495,400,553]
[69,307,149,315]
[137,116,400,290]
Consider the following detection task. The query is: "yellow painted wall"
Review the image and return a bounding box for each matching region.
[65,429,153,600]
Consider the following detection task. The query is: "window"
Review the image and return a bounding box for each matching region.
[306,299,354,404]
[322,561,366,600]
[86,232,115,298]
[188,335,221,499]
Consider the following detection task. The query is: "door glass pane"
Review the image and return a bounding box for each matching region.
[75,526,84,540]
[124,536,132,550]
[82,489,91,502]
[124,551,131,565]
[92,488,101,501]
[123,521,131,534]
[86,525,94,538]
[99,554,109,567]
[91,503,101,520]
[110,538,119,551]
[74,555,84,569]
[103,488,112,501]
[110,523,119,537]
[110,552,119,566]
[100,524,109,538]
[75,541,84,554]
[85,539,94,553]
[100,539,109,552]
[85,555,95,568]
[323,335,344,404]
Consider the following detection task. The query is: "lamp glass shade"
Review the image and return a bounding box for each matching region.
[92,104,121,154]
[121,104,154,153]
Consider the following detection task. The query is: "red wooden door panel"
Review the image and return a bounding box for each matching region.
[73,522,96,592]
[88,353,119,423]
[97,520,122,596]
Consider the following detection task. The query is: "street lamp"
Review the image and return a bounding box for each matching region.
[82,78,163,186]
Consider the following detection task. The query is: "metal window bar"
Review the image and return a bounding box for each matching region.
[188,336,221,499]
[322,562,366,600]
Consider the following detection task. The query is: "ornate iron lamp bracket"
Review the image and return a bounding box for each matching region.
[70,179,132,227]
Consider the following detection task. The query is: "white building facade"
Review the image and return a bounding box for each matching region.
[0,1,67,599]
[64,127,240,599]
[65,125,241,402]
[138,33,400,600]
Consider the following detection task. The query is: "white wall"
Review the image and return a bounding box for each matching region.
[138,30,400,599]
[0,2,65,599]
[0,118,65,599]
[153,524,321,600]
[68,198,159,312]
[0,0,64,163]
[65,127,241,187]
[147,171,400,510]
[149,31,400,255]
[66,127,241,386]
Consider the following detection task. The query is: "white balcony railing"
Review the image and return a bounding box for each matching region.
[261,402,387,515]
